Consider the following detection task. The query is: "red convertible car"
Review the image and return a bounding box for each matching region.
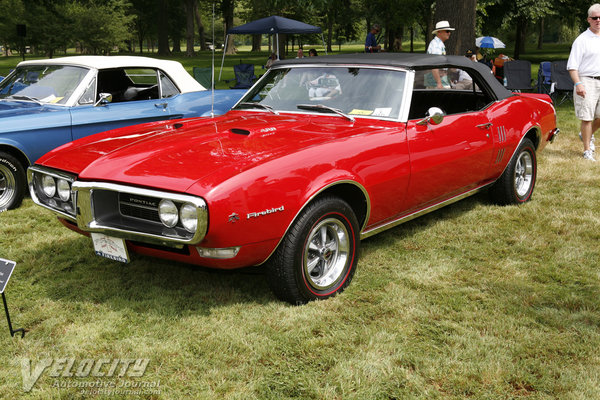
[28,54,558,304]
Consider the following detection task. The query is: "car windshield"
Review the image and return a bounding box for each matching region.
[0,65,89,105]
[235,66,407,120]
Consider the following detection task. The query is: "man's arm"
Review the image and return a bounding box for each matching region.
[432,69,443,89]
[569,69,585,98]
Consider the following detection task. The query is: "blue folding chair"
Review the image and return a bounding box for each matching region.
[537,62,552,94]
[225,63,257,89]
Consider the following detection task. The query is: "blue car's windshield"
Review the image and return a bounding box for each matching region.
[0,65,89,105]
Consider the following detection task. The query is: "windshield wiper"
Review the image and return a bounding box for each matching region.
[7,95,43,105]
[237,102,279,115]
[297,104,355,122]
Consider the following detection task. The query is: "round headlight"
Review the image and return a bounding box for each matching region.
[158,199,178,228]
[180,203,198,233]
[41,175,56,198]
[56,179,71,201]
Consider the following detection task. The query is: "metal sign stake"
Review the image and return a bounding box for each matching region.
[2,292,25,338]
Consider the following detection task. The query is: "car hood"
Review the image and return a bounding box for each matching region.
[39,111,378,193]
[0,100,61,118]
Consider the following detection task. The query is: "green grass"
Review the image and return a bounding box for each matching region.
[1,48,600,398]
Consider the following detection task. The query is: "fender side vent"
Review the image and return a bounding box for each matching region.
[231,128,250,136]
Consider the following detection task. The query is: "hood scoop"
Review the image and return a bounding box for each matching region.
[230,128,250,136]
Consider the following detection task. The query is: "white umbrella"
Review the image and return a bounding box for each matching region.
[476,36,506,49]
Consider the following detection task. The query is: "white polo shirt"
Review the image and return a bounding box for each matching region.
[567,28,600,77]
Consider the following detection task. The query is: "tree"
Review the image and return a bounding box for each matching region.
[221,0,235,54]
[185,0,196,56]
[68,0,134,55]
[0,0,26,56]
[482,0,555,59]
[157,0,170,54]
[433,0,477,56]
[195,0,208,51]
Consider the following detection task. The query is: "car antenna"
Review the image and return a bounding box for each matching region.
[211,1,215,117]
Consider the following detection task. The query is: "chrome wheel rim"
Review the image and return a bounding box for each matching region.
[515,151,533,197]
[303,217,350,290]
[0,164,16,209]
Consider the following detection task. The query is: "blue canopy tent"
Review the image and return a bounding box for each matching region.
[219,16,326,80]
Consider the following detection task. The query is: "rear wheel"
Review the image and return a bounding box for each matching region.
[0,152,26,211]
[489,138,536,205]
[266,196,360,304]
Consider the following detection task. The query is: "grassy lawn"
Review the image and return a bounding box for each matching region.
[0,41,569,88]
[1,47,600,399]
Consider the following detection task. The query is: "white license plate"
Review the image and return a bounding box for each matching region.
[91,233,130,263]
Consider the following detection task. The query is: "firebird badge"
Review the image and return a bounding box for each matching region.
[247,206,284,219]
[228,213,240,223]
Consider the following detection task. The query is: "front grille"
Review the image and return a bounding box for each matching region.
[72,181,208,245]
[119,193,161,223]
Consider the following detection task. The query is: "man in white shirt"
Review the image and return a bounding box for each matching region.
[426,21,454,89]
[567,3,600,161]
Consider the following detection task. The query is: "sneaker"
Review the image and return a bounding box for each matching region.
[583,150,596,161]
[579,132,596,152]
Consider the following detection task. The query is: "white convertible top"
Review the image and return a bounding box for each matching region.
[18,55,206,92]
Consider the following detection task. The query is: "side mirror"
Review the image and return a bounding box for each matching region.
[94,92,113,107]
[417,107,445,126]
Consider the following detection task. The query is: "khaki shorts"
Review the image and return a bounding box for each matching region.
[574,76,600,121]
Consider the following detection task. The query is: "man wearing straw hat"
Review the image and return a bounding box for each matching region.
[426,20,455,89]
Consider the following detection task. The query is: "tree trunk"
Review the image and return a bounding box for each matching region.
[537,18,544,50]
[251,34,261,52]
[172,34,181,52]
[222,0,236,54]
[326,13,333,53]
[185,0,195,56]
[276,34,286,59]
[194,1,206,51]
[157,0,170,55]
[513,18,527,59]
[433,0,477,55]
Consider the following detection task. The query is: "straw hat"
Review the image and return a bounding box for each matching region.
[432,21,455,34]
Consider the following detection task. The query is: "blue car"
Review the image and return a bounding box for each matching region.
[0,55,246,211]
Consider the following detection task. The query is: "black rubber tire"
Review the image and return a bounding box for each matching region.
[489,138,537,205]
[266,196,360,305]
[0,151,26,211]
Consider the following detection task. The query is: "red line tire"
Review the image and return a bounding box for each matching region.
[266,196,360,304]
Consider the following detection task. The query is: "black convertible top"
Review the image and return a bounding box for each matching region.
[274,53,512,100]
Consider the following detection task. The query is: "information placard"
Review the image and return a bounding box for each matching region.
[0,258,16,294]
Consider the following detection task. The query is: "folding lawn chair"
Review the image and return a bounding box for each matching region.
[550,60,573,105]
[537,61,552,94]
[503,60,533,92]
[225,63,257,89]
[192,67,212,89]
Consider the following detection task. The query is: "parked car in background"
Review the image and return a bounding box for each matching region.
[0,56,246,211]
[29,53,558,304]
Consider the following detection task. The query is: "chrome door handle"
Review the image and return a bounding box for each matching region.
[154,102,168,109]
[476,122,493,129]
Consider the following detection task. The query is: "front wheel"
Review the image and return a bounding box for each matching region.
[0,152,26,211]
[489,138,537,205]
[266,196,360,304]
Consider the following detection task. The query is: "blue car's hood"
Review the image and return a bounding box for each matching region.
[0,100,64,118]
